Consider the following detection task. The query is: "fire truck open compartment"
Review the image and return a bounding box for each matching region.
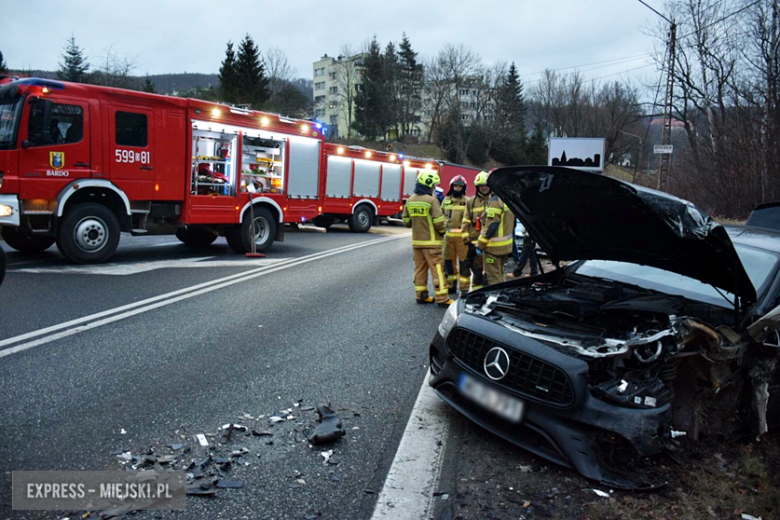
[191,128,238,196]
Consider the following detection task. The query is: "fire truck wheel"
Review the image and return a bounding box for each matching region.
[56,203,121,264]
[0,227,56,253]
[348,205,373,233]
[230,206,276,253]
[175,228,218,247]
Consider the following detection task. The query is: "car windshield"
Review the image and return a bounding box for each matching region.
[572,244,779,308]
[0,95,23,151]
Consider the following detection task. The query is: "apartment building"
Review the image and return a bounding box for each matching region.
[312,53,366,139]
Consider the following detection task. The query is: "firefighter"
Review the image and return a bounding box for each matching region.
[403,171,453,306]
[476,176,516,286]
[462,171,491,291]
[442,176,470,294]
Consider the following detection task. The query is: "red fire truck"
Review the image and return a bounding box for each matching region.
[0,77,443,263]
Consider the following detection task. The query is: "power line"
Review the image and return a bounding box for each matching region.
[522,53,652,78]
[677,0,762,40]
[636,0,673,24]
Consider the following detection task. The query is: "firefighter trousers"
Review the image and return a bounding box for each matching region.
[467,244,485,290]
[484,251,508,286]
[444,236,470,291]
[414,248,449,303]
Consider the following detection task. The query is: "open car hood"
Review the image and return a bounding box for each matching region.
[488,166,756,304]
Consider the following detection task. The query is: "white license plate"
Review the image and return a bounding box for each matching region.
[458,372,525,423]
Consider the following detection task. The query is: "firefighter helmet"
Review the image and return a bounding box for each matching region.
[474,171,490,186]
[417,170,441,187]
[449,175,467,188]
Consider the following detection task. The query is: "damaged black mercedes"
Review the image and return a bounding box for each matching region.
[429,166,780,490]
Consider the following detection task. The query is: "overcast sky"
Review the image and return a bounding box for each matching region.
[2,0,664,92]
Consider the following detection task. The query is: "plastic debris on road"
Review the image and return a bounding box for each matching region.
[321,450,333,464]
[196,434,209,447]
[591,489,611,498]
[307,404,346,445]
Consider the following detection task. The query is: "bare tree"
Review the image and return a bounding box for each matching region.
[265,47,295,95]
[90,45,137,89]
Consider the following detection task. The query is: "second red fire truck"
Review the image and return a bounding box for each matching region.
[0,77,479,263]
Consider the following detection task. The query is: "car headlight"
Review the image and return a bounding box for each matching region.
[438,301,460,339]
[0,205,12,217]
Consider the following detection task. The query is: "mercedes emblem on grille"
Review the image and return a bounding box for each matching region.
[483,347,510,381]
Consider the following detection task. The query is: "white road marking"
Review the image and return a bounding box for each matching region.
[0,234,410,359]
[149,241,184,247]
[371,373,454,520]
[14,257,287,275]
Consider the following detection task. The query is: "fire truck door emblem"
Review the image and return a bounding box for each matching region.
[49,152,65,170]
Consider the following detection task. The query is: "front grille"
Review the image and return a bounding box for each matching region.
[448,328,574,406]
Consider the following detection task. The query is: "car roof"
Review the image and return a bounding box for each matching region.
[726,225,780,253]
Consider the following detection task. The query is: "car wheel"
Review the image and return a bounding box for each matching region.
[56,203,121,264]
[348,205,373,233]
[1,227,56,253]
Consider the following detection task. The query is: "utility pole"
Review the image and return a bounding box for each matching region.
[657,22,677,192]
[618,130,643,182]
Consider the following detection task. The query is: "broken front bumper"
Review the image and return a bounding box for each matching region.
[428,311,671,490]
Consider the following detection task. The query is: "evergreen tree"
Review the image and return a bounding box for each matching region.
[142,76,157,93]
[353,37,386,139]
[384,42,400,138]
[398,33,423,137]
[219,41,238,103]
[499,63,525,132]
[0,51,7,73]
[525,123,547,165]
[57,36,89,83]
[235,34,270,108]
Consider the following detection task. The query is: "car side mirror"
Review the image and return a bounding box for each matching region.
[21,140,31,149]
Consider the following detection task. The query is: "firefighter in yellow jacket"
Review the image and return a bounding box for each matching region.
[476,186,516,286]
[403,170,454,306]
[462,171,491,291]
[441,176,470,295]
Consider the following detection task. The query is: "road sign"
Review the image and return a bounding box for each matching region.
[654,145,674,154]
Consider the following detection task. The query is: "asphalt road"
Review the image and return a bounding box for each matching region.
[0,224,592,520]
[0,224,455,519]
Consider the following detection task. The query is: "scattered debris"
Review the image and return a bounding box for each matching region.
[591,489,611,498]
[364,489,377,494]
[196,434,209,447]
[251,430,273,437]
[671,430,687,439]
[170,443,183,451]
[517,464,533,473]
[307,404,346,445]
[186,481,216,496]
[119,429,127,435]
[270,416,284,423]
[321,450,333,464]
[433,490,448,497]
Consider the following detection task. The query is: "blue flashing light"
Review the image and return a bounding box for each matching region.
[315,123,322,129]
[301,216,307,222]
[398,153,405,159]
[14,78,66,90]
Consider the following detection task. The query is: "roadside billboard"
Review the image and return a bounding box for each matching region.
[548,137,605,172]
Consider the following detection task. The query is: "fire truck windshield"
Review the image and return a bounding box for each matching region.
[0,95,23,151]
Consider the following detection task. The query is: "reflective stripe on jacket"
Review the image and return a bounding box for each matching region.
[462,193,490,242]
[403,194,446,248]
[477,196,515,255]
[442,195,468,238]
